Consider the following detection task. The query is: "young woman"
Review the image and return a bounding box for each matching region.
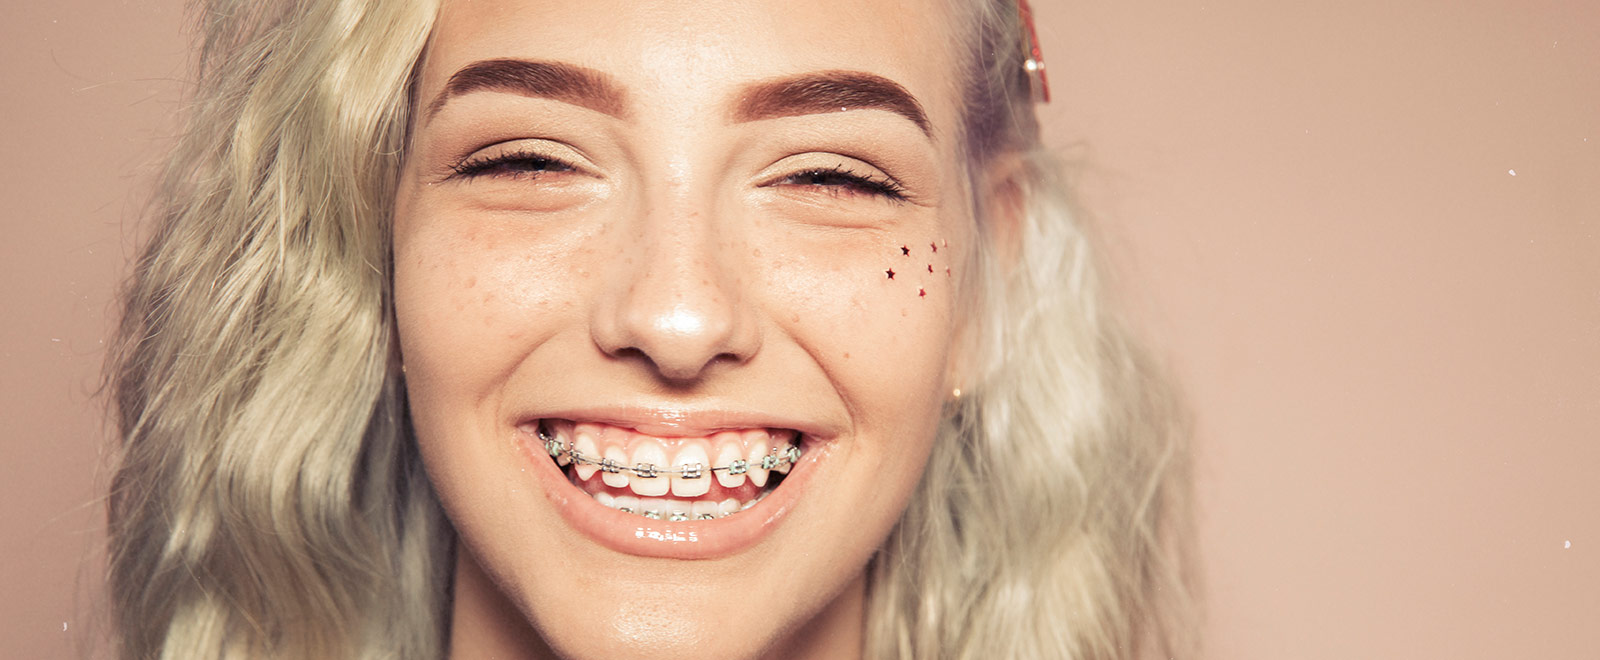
[106,0,1193,658]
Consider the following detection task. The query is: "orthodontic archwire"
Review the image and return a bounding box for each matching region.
[539,430,802,479]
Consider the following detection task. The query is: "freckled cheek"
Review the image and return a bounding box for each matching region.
[393,225,579,380]
[764,251,954,411]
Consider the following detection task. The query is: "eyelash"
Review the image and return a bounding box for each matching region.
[450,149,574,180]
[775,165,909,202]
[450,151,908,202]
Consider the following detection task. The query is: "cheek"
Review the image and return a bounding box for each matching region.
[762,233,962,399]
[392,209,585,396]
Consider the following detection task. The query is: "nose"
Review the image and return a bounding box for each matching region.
[590,198,760,383]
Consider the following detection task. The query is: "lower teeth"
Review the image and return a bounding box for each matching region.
[591,491,769,521]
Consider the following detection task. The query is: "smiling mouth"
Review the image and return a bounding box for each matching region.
[532,419,802,522]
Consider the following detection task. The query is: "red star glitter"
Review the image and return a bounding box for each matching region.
[928,264,933,273]
[931,242,938,253]
[901,245,910,256]
[945,267,951,277]
[918,288,926,298]
[886,268,895,279]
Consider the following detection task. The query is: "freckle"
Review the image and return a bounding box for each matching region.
[843,352,850,359]
[886,268,895,279]
[792,312,801,323]
[701,279,710,287]
[753,248,762,258]
[465,276,477,289]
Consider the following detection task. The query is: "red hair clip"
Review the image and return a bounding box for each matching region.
[1017,0,1051,103]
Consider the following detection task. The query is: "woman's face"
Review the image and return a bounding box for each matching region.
[394,0,974,657]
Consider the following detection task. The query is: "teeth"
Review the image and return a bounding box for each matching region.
[628,444,670,496]
[669,444,711,497]
[775,438,797,474]
[554,422,803,521]
[691,500,721,519]
[601,445,630,489]
[547,425,572,466]
[591,491,763,521]
[662,499,691,517]
[573,432,599,481]
[714,441,746,488]
[745,432,771,488]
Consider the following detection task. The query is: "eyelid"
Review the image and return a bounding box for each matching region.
[756,153,905,190]
[446,138,598,181]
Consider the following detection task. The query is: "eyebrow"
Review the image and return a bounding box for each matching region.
[733,71,931,137]
[425,58,628,121]
[425,60,930,138]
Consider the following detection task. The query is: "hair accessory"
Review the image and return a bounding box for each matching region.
[1017,0,1051,103]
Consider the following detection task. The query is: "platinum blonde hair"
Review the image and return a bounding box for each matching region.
[865,3,1196,656]
[107,0,1193,658]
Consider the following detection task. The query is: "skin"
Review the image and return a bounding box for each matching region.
[393,1,979,658]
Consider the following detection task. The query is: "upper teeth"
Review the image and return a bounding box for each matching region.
[547,438,801,478]
[539,422,803,498]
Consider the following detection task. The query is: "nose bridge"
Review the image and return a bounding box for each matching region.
[592,181,757,381]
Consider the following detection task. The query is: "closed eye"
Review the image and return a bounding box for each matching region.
[772,164,908,202]
[449,149,577,181]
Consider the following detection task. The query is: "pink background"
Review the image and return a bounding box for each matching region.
[3,1,1595,657]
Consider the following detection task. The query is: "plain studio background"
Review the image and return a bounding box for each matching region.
[2,1,1595,657]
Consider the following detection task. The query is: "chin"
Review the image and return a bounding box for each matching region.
[421,404,928,660]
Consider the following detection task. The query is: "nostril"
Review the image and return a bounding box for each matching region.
[590,238,759,382]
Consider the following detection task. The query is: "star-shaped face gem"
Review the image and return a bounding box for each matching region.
[901,245,910,256]
[886,268,895,279]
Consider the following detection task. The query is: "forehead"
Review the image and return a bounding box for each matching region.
[420,0,966,136]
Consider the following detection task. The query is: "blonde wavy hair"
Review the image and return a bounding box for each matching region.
[106,0,1194,658]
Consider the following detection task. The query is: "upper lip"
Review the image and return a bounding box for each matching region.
[514,403,839,440]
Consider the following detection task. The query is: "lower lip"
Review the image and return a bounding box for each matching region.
[519,429,818,560]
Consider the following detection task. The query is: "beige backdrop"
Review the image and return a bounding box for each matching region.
[3,1,1595,658]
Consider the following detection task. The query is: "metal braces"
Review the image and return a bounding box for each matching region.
[541,436,802,479]
[625,509,724,521]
